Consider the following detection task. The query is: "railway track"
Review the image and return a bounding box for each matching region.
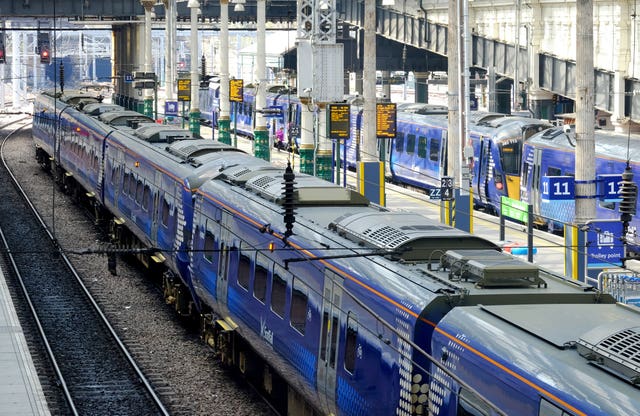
[0,117,169,415]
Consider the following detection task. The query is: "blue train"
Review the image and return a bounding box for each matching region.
[520,126,640,244]
[35,90,640,415]
[199,84,551,215]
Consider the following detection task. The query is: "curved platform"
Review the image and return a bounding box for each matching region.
[0,264,51,416]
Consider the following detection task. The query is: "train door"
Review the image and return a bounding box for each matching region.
[216,211,234,306]
[316,269,344,415]
[529,148,544,216]
[150,170,163,244]
[477,136,491,205]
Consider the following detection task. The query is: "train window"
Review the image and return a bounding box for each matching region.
[395,134,404,152]
[320,311,329,361]
[143,185,151,211]
[329,315,339,368]
[238,253,251,290]
[500,142,522,175]
[271,272,287,318]
[522,162,530,187]
[204,231,215,263]
[253,264,267,303]
[406,134,416,154]
[161,199,170,227]
[458,388,490,416]
[547,167,562,176]
[418,136,427,158]
[123,172,130,195]
[539,398,573,416]
[135,179,144,205]
[430,138,440,162]
[290,278,308,334]
[344,312,358,373]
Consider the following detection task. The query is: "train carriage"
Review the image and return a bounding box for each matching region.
[32,89,640,416]
[520,126,640,242]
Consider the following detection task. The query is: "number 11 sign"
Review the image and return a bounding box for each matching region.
[541,176,575,200]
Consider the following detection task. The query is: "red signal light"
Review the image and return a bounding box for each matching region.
[40,48,50,64]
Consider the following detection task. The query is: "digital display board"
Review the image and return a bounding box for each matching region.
[177,78,191,102]
[376,103,397,138]
[230,79,244,103]
[328,103,350,140]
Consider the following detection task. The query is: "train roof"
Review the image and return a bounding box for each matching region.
[98,111,155,128]
[438,304,640,414]
[527,126,640,161]
[81,103,124,116]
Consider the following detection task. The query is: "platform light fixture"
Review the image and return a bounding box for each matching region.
[233,0,245,12]
[382,0,395,6]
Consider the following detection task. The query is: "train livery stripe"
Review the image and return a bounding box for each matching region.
[198,188,584,416]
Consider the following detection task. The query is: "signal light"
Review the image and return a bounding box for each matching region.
[40,48,50,64]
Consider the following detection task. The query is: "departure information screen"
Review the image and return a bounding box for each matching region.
[328,103,350,140]
[376,103,397,138]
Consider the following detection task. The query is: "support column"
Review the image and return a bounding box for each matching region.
[253,0,269,160]
[163,0,176,102]
[574,0,595,223]
[218,0,231,144]
[299,98,315,175]
[358,0,385,205]
[414,71,429,103]
[316,103,332,181]
[188,0,200,135]
[380,70,391,101]
[348,71,362,95]
[141,1,155,118]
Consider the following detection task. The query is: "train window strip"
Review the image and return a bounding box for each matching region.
[238,253,251,290]
[253,263,268,303]
[290,277,308,335]
[204,231,215,263]
[407,134,416,154]
[418,136,427,159]
[270,272,287,318]
[161,198,170,227]
[429,138,440,162]
[344,312,358,373]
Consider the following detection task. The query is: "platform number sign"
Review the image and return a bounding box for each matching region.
[597,174,623,201]
[441,176,454,201]
[541,176,574,200]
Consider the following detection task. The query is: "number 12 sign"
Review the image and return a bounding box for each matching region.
[541,176,574,200]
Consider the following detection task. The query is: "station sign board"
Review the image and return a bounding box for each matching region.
[165,101,178,117]
[440,176,454,201]
[328,103,350,140]
[501,196,529,223]
[177,78,191,102]
[376,103,397,139]
[230,79,244,103]
[597,174,623,201]
[541,176,574,200]
[586,220,624,268]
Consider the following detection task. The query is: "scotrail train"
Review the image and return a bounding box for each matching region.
[33,90,640,416]
[200,83,640,241]
[199,82,551,216]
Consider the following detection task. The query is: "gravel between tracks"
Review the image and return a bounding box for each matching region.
[4,126,275,416]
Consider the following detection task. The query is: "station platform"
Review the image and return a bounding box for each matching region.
[0,263,51,415]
